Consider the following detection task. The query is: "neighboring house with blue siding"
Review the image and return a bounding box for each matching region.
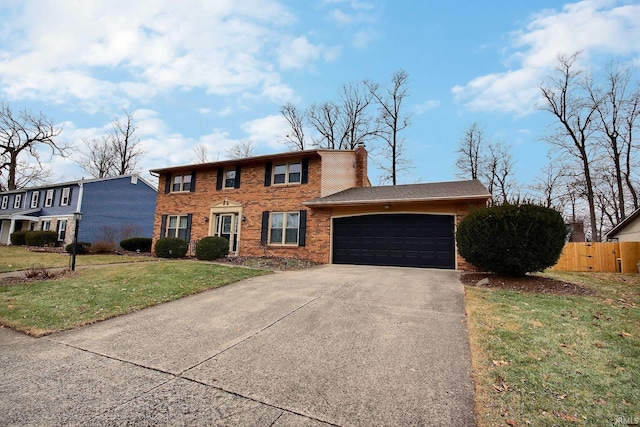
[0,175,157,246]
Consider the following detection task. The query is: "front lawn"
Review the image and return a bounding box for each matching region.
[0,245,152,273]
[466,271,640,426]
[0,261,271,336]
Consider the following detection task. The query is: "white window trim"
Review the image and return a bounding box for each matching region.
[272,161,302,185]
[30,191,39,208]
[268,211,300,246]
[166,215,189,239]
[223,169,236,189]
[60,187,71,206]
[171,174,192,192]
[44,189,54,207]
[1,196,7,210]
[41,220,51,231]
[13,194,22,209]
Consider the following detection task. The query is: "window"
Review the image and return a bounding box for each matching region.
[1,196,7,210]
[13,194,22,209]
[30,191,39,208]
[269,212,300,245]
[224,169,236,188]
[57,220,67,241]
[42,220,51,231]
[44,189,54,207]
[60,187,71,206]
[272,161,302,185]
[167,215,189,240]
[172,174,192,192]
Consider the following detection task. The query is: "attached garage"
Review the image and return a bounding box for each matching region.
[333,213,455,268]
[305,180,492,270]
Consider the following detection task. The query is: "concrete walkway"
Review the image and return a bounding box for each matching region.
[0,265,476,426]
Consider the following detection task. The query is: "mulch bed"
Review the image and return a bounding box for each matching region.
[460,272,596,296]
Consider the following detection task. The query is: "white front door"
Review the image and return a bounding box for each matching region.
[215,213,239,255]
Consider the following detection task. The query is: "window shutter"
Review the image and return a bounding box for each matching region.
[301,158,309,184]
[160,215,168,238]
[190,170,196,192]
[68,187,73,204]
[234,165,242,188]
[261,211,269,245]
[264,162,272,187]
[186,214,193,241]
[216,167,223,190]
[164,176,171,194]
[298,210,307,247]
[59,189,64,205]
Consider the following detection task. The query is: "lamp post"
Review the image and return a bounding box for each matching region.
[71,212,83,271]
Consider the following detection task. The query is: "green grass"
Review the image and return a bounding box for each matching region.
[0,261,271,336]
[466,271,640,426]
[0,245,154,272]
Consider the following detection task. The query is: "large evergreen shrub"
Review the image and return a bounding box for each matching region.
[154,237,189,258]
[456,203,567,276]
[25,231,58,247]
[195,236,229,261]
[65,242,92,255]
[10,231,27,246]
[120,237,153,252]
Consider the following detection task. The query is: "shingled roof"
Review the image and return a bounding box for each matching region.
[304,179,491,207]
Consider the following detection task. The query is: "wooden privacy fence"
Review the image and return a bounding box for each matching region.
[551,242,640,273]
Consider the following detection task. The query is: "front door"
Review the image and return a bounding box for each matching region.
[215,213,239,254]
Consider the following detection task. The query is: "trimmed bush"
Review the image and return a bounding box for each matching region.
[10,231,28,246]
[25,231,58,247]
[65,242,92,255]
[456,203,567,277]
[154,237,189,259]
[120,237,152,252]
[195,236,229,261]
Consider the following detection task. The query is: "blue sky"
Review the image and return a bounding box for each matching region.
[1,0,639,189]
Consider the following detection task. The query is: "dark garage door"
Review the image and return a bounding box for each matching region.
[332,214,455,269]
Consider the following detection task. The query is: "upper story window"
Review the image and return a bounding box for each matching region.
[1,196,7,210]
[172,174,192,192]
[224,169,236,188]
[273,161,301,185]
[265,159,307,187]
[13,194,22,209]
[60,187,71,206]
[30,191,39,208]
[44,189,54,207]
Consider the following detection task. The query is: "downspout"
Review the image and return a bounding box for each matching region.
[76,180,84,213]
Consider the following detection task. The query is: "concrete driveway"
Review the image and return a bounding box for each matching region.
[0,265,476,426]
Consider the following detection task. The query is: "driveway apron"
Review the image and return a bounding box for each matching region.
[0,265,476,426]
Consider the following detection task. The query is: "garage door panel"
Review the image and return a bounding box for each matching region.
[333,214,455,269]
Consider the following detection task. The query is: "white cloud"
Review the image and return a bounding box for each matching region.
[414,100,441,115]
[0,0,301,110]
[241,114,290,150]
[453,0,640,114]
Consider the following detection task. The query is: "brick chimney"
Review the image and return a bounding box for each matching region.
[355,144,370,187]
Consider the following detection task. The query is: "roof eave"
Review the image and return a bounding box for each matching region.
[304,194,491,207]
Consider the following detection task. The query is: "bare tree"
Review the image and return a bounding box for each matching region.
[587,61,640,220]
[111,109,143,175]
[226,139,256,159]
[76,136,116,178]
[77,109,144,178]
[540,52,600,240]
[307,101,340,148]
[0,104,66,191]
[193,144,212,163]
[280,102,306,150]
[455,122,484,180]
[337,82,377,149]
[367,69,412,185]
[482,142,517,204]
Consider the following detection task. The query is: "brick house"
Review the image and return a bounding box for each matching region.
[151,146,491,270]
[0,175,157,246]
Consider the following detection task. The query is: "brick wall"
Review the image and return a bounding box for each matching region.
[153,155,331,263]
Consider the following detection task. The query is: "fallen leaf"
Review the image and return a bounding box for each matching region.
[595,341,605,348]
[493,360,509,366]
[530,320,543,328]
[619,331,632,338]
[506,420,518,426]
[592,398,607,405]
[556,413,580,422]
